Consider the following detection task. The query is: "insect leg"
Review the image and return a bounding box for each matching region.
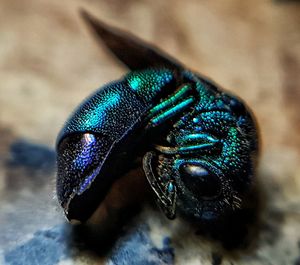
[143,151,177,219]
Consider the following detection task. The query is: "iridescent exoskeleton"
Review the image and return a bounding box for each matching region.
[56,11,259,226]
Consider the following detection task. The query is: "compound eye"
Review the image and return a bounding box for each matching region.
[223,94,246,116]
[179,163,222,200]
[229,97,246,115]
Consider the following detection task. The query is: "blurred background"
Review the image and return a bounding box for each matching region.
[0,0,300,264]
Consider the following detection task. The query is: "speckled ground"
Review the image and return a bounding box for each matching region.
[0,1,300,264]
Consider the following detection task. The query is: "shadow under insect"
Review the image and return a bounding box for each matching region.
[195,183,262,250]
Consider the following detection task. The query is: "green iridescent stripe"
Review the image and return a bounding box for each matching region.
[148,84,192,117]
[176,133,219,145]
[150,97,194,126]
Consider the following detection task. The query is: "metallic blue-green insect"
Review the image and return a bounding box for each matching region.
[56,11,259,225]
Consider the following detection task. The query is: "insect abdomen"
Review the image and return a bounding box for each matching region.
[56,68,176,221]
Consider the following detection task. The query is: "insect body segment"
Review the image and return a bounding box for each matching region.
[56,11,259,225]
[56,68,178,221]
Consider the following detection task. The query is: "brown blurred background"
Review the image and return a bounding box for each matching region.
[0,0,300,264]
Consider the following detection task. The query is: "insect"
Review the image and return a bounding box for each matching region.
[56,10,259,226]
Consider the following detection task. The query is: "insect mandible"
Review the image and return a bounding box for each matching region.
[56,10,259,225]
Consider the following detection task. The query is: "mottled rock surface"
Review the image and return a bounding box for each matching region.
[0,0,300,264]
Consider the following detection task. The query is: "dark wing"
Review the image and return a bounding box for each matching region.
[80,9,182,72]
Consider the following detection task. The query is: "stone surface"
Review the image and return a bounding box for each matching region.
[0,0,300,264]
